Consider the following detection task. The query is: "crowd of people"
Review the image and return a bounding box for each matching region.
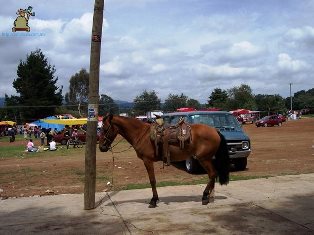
[23,126,60,152]
[24,125,82,152]
[0,125,17,141]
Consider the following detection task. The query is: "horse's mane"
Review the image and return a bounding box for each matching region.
[104,114,148,131]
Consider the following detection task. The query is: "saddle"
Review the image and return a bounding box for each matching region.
[150,118,192,165]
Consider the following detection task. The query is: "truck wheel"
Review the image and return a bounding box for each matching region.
[185,157,200,173]
[234,158,247,171]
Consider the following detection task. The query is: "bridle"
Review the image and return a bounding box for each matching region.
[101,121,115,150]
[100,115,150,153]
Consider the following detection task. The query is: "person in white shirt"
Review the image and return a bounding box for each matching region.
[49,139,57,151]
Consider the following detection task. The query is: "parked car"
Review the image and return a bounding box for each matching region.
[241,114,254,124]
[53,129,100,145]
[255,115,282,127]
[277,114,286,122]
[162,111,251,172]
[236,115,244,124]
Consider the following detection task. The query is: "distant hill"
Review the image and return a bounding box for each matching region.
[114,100,134,109]
[0,97,133,109]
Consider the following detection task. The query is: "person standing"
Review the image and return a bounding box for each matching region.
[71,129,79,148]
[23,127,28,139]
[39,130,46,146]
[8,128,15,142]
[46,128,52,145]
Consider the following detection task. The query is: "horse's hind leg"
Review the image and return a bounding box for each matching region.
[143,159,159,208]
[198,159,216,205]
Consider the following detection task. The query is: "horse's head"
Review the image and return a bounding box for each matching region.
[99,114,118,152]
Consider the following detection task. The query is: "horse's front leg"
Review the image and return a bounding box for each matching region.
[143,158,159,208]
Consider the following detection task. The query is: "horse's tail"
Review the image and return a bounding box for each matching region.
[215,132,230,185]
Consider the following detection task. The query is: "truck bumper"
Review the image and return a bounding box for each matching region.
[228,149,251,159]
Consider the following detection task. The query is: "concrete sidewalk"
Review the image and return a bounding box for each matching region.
[1,174,314,234]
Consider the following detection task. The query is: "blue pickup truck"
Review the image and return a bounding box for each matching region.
[162,111,251,173]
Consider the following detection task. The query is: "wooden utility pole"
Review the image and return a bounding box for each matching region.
[289,83,293,111]
[84,0,104,210]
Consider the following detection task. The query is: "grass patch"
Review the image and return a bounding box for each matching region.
[229,174,271,181]
[0,134,26,143]
[69,168,85,182]
[0,167,41,184]
[0,142,85,159]
[302,114,314,118]
[0,145,26,159]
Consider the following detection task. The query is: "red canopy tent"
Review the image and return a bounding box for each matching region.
[176,107,196,112]
[230,109,251,115]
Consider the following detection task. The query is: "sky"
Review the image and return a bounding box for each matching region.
[1,0,314,103]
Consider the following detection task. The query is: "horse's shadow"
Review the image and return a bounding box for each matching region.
[96,191,227,208]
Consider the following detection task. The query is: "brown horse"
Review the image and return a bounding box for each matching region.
[99,114,230,208]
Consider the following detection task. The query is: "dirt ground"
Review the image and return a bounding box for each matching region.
[1,118,314,199]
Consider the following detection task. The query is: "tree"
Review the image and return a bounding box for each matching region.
[133,90,161,115]
[6,49,63,122]
[292,88,314,110]
[163,93,188,112]
[64,68,89,112]
[99,94,119,115]
[255,94,286,115]
[187,98,201,110]
[207,88,229,110]
[228,84,256,110]
[1,94,20,122]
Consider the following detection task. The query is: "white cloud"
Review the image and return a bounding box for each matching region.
[0,16,14,31]
[277,53,308,72]
[1,0,314,103]
[192,63,258,79]
[131,52,145,64]
[150,63,167,73]
[119,36,139,48]
[100,57,124,76]
[153,48,171,57]
[32,19,64,32]
[286,26,314,41]
[228,41,262,58]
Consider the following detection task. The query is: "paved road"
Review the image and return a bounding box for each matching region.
[1,174,314,234]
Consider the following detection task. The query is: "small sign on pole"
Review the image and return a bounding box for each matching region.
[88,104,98,121]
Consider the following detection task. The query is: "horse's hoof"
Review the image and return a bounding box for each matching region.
[148,198,159,208]
[148,203,157,208]
[202,199,209,205]
[202,196,214,205]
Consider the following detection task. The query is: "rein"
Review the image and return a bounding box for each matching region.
[133,125,151,148]
[102,119,151,189]
[109,138,133,154]
[101,121,130,153]
[103,120,151,153]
